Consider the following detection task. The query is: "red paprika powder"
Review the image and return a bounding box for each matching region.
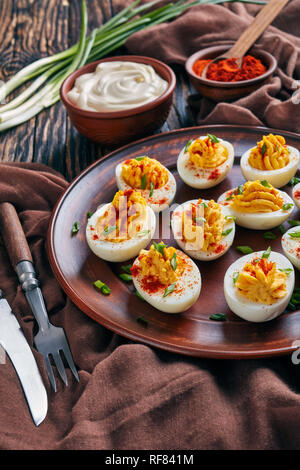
[193,55,266,82]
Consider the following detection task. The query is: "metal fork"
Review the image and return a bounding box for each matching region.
[0,202,79,392]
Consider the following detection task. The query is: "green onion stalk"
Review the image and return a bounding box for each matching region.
[0,0,266,132]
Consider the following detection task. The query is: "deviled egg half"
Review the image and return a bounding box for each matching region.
[218,180,294,230]
[292,182,300,210]
[282,227,300,270]
[177,134,234,189]
[115,156,176,213]
[240,134,299,188]
[171,198,235,261]
[224,249,295,322]
[131,242,201,313]
[86,189,156,262]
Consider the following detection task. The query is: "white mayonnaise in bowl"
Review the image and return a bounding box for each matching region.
[60,56,176,145]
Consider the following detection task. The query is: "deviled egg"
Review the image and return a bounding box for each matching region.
[282,227,300,270]
[224,249,295,322]
[177,134,234,189]
[218,180,294,230]
[240,134,299,188]
[171,198,235,260]
[86,189,156,262]
[131,242,201,313]
[292,182,300,210]
[115,156,176,213]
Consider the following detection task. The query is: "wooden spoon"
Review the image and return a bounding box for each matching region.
[202,0,290,77]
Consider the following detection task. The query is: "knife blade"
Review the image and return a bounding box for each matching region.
[0,290,48,426]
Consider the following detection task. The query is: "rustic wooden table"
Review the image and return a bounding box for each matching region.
[0,0,197,181]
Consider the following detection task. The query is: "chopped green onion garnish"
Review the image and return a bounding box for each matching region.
[226,194,234,201]
[153,241,166,257]
[163,283,176,297]
[184,139,193,152]
[236,246,253,254]
[135,229,150,238]
[233,272,239,284]
[137,316,148,326]
[262,246,271,258]
[141,174,147,190]
[101,225,117,236]
[71,221,79,235]
[94,280,111,295]
[201,201,208,208]
[289,176,300,186]
[121,264,132,274]
[279,224,286,234]
[87,211,93,219]
[136,290,145,302]
[209,313,227,321]
[288,302,297,311]
[288,220,300,227]
[207,133,219,143]
[149,181,154,197]
[263,231,276,240]
[222,228,233,237]
[225,215,236,222]
[119,273,133,282]
[195,216,206,223]
[237,184,244,195]
[261,143,267,156]
[288,231,300,239]
[282,203,293,211]
[135,156,146,161]
[260,179,270,187]
[170,252,177,271]
[279,268,293,275]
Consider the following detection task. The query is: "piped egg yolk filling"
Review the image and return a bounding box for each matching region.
[188,137,228,168]
[230,180,283,213]
[137,243,185,287]
[182,199,225,252]
[235,257,287,305]
[121,156,168,190]
[95,189,147,242]
[248,134,289,170]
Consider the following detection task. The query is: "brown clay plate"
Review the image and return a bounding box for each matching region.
[47,125,300,359]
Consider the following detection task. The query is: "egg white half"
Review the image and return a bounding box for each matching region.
[217,187,294,230]
[177,136,234,189]
[282,227,300,270]
[292,182,300,210]
[240,146,299,188]
[115,161,176,213]
[224,250,295,322]
[171,199,235,261]
[86,203,156,262]
[132,249,201,313]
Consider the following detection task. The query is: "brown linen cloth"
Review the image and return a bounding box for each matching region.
[125,0,300,133]
[1,164,300,450]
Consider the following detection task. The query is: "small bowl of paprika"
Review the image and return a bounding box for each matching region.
[185,45,277,102]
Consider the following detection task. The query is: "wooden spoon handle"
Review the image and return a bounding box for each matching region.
[0,202,33,268]
[228,0,290,58]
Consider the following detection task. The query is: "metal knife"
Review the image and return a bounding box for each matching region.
[0,289,48,426]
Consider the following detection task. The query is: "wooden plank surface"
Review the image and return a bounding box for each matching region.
[0,0,198,181]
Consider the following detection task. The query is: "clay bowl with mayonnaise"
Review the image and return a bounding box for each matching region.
[60,56,176,146]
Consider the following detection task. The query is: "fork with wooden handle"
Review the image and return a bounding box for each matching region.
[0,202,79,392]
